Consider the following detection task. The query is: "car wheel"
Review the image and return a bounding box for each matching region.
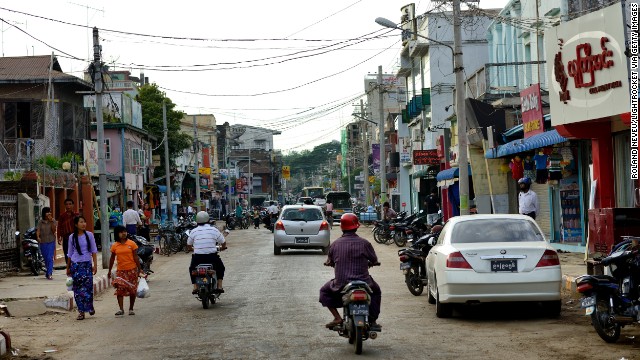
[273,243,281,255]
[542,300,561,317]
[435,286,453,318]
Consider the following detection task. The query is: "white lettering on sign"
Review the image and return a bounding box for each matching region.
[521,92,539,113]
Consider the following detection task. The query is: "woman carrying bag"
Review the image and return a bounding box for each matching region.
[108,226,143,316]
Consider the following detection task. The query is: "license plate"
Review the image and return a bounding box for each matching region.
[295,237,309,244]
[581,296,596,308]
[490,260,518,272]
[349,303,369,316]
[196,277,208,285]
[400,262,411,270]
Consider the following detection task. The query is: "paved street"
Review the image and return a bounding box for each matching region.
[1,226,639,359]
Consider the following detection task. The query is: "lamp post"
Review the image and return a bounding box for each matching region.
[375,10,469,215]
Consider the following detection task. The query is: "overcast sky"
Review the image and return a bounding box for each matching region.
[0,0,508,152]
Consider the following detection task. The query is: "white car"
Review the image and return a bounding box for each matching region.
[273,205,330,255]
[426,214,562,318]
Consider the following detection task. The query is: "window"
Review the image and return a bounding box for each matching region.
[451,219,543,244]
[132,148,140,169]
[140,149,147,167]
[104,139,111,160]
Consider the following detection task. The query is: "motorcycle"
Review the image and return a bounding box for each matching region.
[191,245,224,309]
[225,213,237,231]
[176,217,197,253]
[129,234,154,275]
[576,236,640,343]
[398,226,442,296]
[328,265,382,355]
[18,228,46,276]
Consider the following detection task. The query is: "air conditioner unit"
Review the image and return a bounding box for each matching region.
[412,128,423,142]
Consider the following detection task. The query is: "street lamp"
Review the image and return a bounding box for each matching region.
[375,11,470,215]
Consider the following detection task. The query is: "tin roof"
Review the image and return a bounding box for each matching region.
[0,55,92,87]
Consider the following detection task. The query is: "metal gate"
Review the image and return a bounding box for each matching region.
[0,194,18,272]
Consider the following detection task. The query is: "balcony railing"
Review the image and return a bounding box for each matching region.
[463,61,548,99]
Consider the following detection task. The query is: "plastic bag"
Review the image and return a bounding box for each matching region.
[66,277,73,291]
[137,277,150,298]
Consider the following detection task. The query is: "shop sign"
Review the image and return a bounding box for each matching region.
[199,167,211,175]
[545,2,630,126]
[520,84,544,138]
[282,166,290,180]
[413,150,439,165]
[400,150,411,164]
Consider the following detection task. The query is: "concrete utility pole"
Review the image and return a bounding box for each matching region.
[162,102,172,223]
[453,0,469,215]
[93,28,109,269]
[193,115,201,212]
[361,99,371,206]
[377,65,386,204]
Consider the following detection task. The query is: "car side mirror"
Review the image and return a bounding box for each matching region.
[427,238,436,246]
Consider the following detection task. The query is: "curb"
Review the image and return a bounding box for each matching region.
[0,330,10,357]
[43,274,111,311]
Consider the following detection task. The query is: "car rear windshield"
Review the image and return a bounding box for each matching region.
[281,208,323,221]
[451,219,543,244]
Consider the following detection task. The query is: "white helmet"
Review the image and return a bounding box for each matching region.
[195,211,210,224]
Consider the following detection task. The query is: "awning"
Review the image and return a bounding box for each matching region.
[157,185,167,193]
[485,129,567,159]
[436,165,472,187]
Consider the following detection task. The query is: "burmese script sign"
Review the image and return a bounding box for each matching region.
[413,150,439,165]
[520,84,544,138]
[545,2,630,126]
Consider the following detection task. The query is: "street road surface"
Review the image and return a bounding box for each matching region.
[1,225,638,359]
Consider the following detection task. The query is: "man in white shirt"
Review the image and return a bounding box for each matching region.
[266,201,279,233]
[187,211,227,294]
[123,200,142,235]
[518,177,539,220]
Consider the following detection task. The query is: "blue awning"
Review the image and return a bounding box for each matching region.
[485,129,567,159]
[436,165,472,181]
[158,185,167,193]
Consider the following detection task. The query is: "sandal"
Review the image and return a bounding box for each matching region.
[128,310,135,316]
[89,310,95,316]
[115,310,125,316]
[325,319,343,328]
[76,313,85,320]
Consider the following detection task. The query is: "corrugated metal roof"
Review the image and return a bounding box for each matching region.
[0,55,92,87]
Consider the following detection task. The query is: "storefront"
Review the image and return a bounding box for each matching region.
[436,165,474,218]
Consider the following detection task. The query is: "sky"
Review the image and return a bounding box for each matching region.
[0,0,508,153]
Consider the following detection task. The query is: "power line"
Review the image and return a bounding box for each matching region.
[285,0,363,38]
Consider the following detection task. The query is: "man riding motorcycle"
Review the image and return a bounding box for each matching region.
[187,211,227,295]
[319,213,382,330]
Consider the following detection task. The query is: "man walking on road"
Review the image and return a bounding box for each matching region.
[57,198,78,264]
[123,201,142,236]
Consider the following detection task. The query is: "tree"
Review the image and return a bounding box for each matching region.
[136,84,192,177]
[283,141,341,194]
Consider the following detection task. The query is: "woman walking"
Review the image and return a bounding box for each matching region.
[37,207,57,279]
[66,216,98,320]
[108,225,142,316]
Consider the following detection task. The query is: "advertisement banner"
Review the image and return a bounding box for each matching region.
[282,166,290,180]
[372,144,380,172]
[237,172,252,194]
[520,84,544,138]
[83,140,99,177]
[412,150,439,165]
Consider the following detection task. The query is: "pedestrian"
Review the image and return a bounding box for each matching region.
[518,177,538,219]
[108,225,142,316]
[382,202,396,222]
[123,200,142,236]
[424,189,440,225]
[252,206,261,229]
[66,216,98,320]
[36,207,57,280]
[57,198,78,264]
[142,203,152,225]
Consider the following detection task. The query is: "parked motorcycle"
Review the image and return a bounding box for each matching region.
[327,270,382,355]
[158,222,177,256]
[129,234,154,275]
[398,225,442,296]
[576,236,640,343]
[225,213,238,231]
[176,217,197,253]
[18,228,46,276]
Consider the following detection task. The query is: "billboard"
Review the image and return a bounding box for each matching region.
[83,140,99,177]
[372,144,380,173]
[282,166,290,180]
[520,84,544,138]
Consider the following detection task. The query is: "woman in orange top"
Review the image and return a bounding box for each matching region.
[108,226,142,316]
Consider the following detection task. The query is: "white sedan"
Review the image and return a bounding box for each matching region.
[426,214,562,318]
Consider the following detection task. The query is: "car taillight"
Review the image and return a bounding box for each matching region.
[399,255,409,262]
[275,221,285,231]
[319,221,329,231]
[536,249,560,267]
[446,252,472,269]
[577,283,593,293]
[350,290,369,302]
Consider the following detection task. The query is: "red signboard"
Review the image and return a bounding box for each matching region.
[413,150,439,165]
[520,84,544,138]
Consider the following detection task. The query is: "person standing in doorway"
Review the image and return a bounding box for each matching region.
[123,201,142,236]
[518,177,539,220]
[57,198,78,265]
[37,207,57,280]
[424,189,440,225]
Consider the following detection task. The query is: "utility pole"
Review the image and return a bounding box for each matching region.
[453,0,469,215]
[193,115,201,212]
[93,28,109,269]
[162,102,172,223]
[377,65,386,203]
[361,99,371,206]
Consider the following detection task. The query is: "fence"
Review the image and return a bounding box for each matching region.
[0,195,18,273]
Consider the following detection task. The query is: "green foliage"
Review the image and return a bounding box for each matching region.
[3,171,22,181]
[282,141,341,194]
[36,153,81,170]
[136,84,192,176]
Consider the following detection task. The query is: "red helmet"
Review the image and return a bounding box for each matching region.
[340,213,360,231]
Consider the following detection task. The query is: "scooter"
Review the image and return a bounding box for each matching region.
[18,228,46,276]
[129,234,154,276]
[398,226,441,296]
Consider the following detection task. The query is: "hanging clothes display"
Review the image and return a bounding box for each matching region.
[510,156,524,180]
[523,155,536,180]
[533,151,548,184]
